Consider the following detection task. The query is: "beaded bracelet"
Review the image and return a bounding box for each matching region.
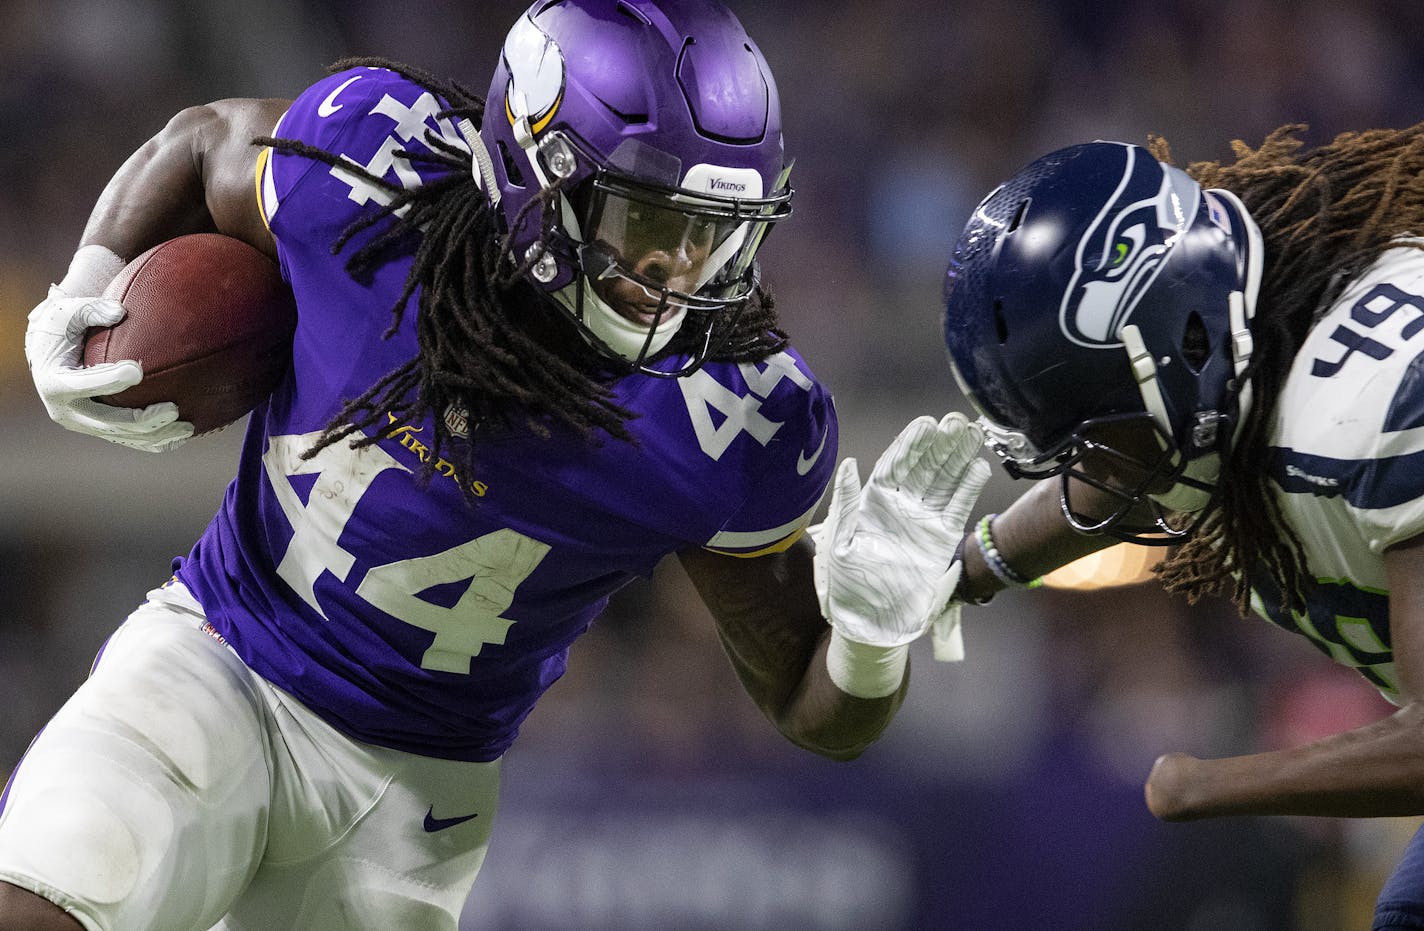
[974,513,1043,589]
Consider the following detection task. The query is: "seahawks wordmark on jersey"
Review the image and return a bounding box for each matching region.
[174,68,837,761]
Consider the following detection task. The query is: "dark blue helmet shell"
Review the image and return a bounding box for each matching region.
[943,141,1260,469]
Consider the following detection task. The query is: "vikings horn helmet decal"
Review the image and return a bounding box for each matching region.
[501,14,564,136]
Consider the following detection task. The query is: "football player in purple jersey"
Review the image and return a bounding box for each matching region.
[939,128,1424,928]
[11,2,987,930]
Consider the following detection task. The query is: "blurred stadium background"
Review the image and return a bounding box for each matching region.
[4,1,1424,928]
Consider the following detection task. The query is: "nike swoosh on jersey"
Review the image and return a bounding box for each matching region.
[318,75,364,118]
[423,806,479,833]
[796,425,829,475]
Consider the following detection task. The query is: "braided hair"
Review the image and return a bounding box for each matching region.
[1148,123,1424,613]
[257,57,788,493]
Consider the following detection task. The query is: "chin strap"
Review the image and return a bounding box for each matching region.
[1117,285,1256,515]
[1227,289,1255,442]
[1212,185,1263,441]
[1120,322,1222,514]
[1122,323,1172,435]
[457,118,500,206]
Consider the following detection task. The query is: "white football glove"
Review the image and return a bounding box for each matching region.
[812,412,990,660]
[25,246,193,453]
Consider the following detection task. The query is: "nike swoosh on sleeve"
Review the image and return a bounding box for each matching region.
[318,75,364,117]
[796,425,829,475]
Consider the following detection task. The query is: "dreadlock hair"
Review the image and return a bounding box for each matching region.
[1148,123,1424,614]
[256,56,788,497]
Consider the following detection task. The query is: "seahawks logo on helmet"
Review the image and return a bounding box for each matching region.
[1058,147,1201,348]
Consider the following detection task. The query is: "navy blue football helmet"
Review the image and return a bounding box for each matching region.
[942,141,1263,543]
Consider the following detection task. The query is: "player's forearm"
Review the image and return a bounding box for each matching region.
[957,478,1117,603]
[1146,701,1424,820]
[680,542,902,760]
[774,632,906,761]
[709,590,905,759]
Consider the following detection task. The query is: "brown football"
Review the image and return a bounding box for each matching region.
[83,233,297,435]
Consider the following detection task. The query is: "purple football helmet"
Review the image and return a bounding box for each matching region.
[943,142,1264,542]
[474,0,793,376]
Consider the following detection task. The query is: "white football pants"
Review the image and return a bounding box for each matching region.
[0,582,500,931]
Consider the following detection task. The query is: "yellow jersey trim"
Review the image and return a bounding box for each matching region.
[706,526,806,559]
[255,146,273,232]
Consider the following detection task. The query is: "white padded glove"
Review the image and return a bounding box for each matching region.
[812,413,990,660]
[25,246,193,453]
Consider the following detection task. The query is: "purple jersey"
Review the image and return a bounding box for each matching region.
[172,68,837,762]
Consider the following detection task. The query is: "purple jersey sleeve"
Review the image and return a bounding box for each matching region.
[681,352,837,557]
[173,67,838,762]
[260,67,471,259]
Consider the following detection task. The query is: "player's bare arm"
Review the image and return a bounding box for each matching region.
[1146,532,1424,820]
[955,477,1120,605]
[679,541,901,761]
[943,136,1424,832]
[679,413,991,761]
[80,97,288,261]
[25,96,291,454]
[938,110,1424,923]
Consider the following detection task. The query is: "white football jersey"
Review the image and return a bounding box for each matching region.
[1252,241,1424,702]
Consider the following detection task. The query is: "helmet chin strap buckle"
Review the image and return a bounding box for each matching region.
[1190,410,1226,450]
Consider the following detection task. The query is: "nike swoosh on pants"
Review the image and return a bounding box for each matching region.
[423,806,479,832]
